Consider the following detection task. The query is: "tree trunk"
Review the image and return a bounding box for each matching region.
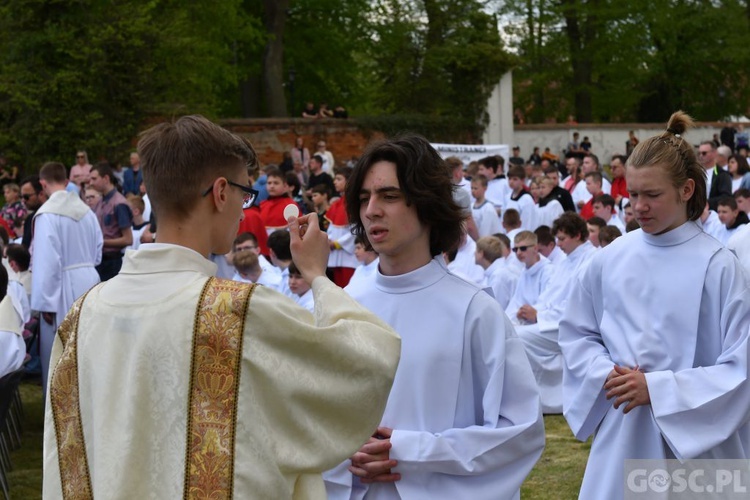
[562,0,593,122]
[262,0,289,117]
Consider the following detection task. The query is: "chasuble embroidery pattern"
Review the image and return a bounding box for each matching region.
[50,290,95,500]
[184,278,255,499]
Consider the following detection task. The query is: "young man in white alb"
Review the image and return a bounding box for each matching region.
[326,135,544,500]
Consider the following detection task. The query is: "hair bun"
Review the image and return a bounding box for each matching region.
[665,110,694,136]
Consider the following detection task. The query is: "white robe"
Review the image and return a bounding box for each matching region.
[606,214,626,233]
[209,253,235,279]
[505,257,554,324]
[326,258,544,500]
[483,259,519,310]
[534,199,564,230]
[699,209,724,241]
[348,258,379,292]
[514,240,596,413]
[43,243,401,499]
[447,236,485,286]
[327,223,358,269]
[472,201,501,238]
[278,266,293,298]
[142,194,152,223]
[560,222,750,500]
[728,223,750,275]
[485,177,509,213]
[8,280,30,325]
[716,224,746,246]
[294,289,315,312]
[0,294,25,378]
[259,254,281,276]
[231,269,283,293]
[504,192,536,231]
[31,190,102,395]
[545,245,566,265]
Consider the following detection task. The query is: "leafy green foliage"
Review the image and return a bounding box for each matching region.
[0,0,263,169]
[361,0,515,136]
[503,0,750,123]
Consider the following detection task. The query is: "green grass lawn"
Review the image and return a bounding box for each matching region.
[7,382,588,499]
[8,381,44,500]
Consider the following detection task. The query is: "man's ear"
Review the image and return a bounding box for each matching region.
[209,178,231,212]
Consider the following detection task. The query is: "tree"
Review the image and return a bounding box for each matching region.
[0,0,262,168]
[363,0,515,139]
[262,0,291,117]
[503,0,750,123]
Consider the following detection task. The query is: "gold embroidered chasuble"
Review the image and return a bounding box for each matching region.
[50,278,254,499]
[42,244,400,499]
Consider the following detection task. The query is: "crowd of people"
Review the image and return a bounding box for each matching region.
[0,111,747,499]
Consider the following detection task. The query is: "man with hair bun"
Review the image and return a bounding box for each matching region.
[561,111,750,500]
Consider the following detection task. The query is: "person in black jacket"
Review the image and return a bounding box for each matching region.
[698,141,733,210]
[540,164,576,212]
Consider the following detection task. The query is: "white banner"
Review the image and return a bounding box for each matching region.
[431,143,510,168]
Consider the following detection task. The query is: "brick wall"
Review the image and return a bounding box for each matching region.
[221,118,385,168]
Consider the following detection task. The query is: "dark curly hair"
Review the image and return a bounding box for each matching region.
[552,212,589,241]
[345,134,466,256]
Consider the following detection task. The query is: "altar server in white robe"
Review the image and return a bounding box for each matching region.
[512,213,595,413]
[446,233,486,286]
[560,112,750,500]
[348,234,379,291]
[728,222,750,274]
[698,202,724,241]
[474,236,519,309]
[535,225,566,265]
[505,231,554,323]
[32,161,102,396]
[504,166,537,231]
[326,135,544,500]
[0,266,26,378]
[231,249,283,292]
[471,175,502,237]
[572,154,612,208]
[592,193,627,233]
[477,155,508,216]
[43,116,401,499]
[534,177,564,229]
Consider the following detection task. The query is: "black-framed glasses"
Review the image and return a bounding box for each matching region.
[21,194,34,201]
[202,180,258,209]
[512,246,530,253]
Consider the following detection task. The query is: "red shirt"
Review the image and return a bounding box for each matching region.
[237,206,269,256]
[325,197,348,226]
[611,177,628,201]
[580,191,603,220]
[259,196,296,229]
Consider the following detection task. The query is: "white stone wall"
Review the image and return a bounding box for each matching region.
[514,124,726,166]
